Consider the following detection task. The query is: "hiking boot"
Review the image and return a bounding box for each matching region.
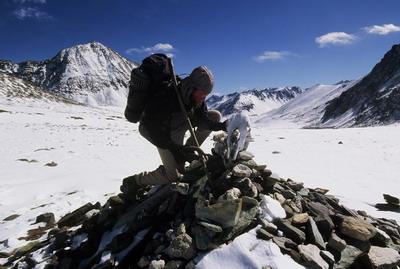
[120,174,141,197]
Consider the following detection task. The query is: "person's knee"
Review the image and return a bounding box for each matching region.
[207,110,222,122]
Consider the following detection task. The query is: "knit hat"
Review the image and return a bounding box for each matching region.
[180,66,214,105]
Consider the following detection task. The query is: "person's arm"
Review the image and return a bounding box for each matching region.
[194,102,226,131]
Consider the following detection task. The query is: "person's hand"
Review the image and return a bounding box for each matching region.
[170,144,203,163]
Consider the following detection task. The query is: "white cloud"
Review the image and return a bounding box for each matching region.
[13,0,46,4]
[363,24,400,35]
[13,7,51,19]
[126,43,175,56]
[315,32,357,48]
[254,51,292,62]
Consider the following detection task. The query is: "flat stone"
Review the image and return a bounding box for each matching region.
[58,202,96,228]
[234,177,258,198]
[281,189,296,199]
[198,221,223,233]
[273,236,298,252]
[298,244,329,269]
[273,193,286,204]
[286,180,304,191]
[314,215,335,238]
[259,218,278,234]
[191,224,217,251]
[237,150,254,161]
[307,217,326,249]
[195,198,242,228]
[240,159,258,169]
[298,188,310,197]
[314,188,330,194]
[371,228,392,245]
[275,219,306,244]
[292,213,310,226]
[368,246,400,269]
[232,164,252,178]
[340,216,377,241]
[257,228,274,240]
[3,214,20,221]
[327,233,346,252]
[34,213,55,226]
[306,201,334,217]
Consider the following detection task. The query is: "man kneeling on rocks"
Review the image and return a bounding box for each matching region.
[120,66,226,199]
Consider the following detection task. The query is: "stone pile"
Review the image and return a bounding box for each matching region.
[2,133,400,269]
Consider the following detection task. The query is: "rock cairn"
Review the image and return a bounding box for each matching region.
[2,133,400,269]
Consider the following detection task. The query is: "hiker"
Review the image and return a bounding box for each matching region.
[121,62,226,198]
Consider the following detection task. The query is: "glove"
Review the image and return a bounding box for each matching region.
[170,144,203,164]
[221,119,228,132]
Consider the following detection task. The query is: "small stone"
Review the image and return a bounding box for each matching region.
[149,260,165,269]
[368,246,400,269]
[314,188,330,194]
[34,213,55,226]
[280,189,296,199]
[275,219,306,244]
[3,214,20,221]
[298,188,310,196]
[286,180,304,191]
[259,218,278,234]
[257,228,274,240]
[166,233,196,260]
[383,194,400,206]
[45,161,57,167]
[218,188,241,201]
[327,233,346,252]
[336,245,364,269]
[234,177,258,198]
[273,193,286,204]
[340,216,377,241]
[232,164,252,178]
[238,150,254,161]
[165,260,184,269]
[298,244,329,269]
[292,213,310,226]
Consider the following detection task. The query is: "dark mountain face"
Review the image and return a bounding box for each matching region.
[323,44,400,125]
[0,42,136,106]
[206,87,303,117]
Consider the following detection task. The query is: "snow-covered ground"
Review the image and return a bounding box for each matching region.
[1,99,399,266]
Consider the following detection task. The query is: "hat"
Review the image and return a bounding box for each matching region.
[180,66,214,105]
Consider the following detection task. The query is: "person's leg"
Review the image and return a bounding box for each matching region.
[186,110,222,146]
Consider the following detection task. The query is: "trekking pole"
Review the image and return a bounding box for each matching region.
[167,58,209,190]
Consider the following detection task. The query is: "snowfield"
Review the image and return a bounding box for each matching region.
[0,98,399,267]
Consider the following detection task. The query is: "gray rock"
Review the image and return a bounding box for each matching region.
[328,233,346,252]
[170,183,190,195]
[257,228,274,240]
[198,221,223,233]
[273,193,286,204]
[58,202,97,228]
[368,246,400,269]
[165,260,184,269]
[281,189,296,199]
[218,188,241,201]
[259,218,278,234]
[298,244,329,269]
[165,233,196,260]
[340,216,377,241]
[240,159,258,169]
[287,180,304,191]
[3,214,20,221]
[234,177,258,198]
[307,217,326,249]
[298,188,310,197]
[137,256,150,268]
[232,164,252,178]
[334,245,363,269]
[292,213,310,226]
[34,213,55,226]
[383,194,400,206]
[191,224,217,251]
[275,219,306,244]
[238,150,254,161]
[149,260,165,269]
[195,198,242,228]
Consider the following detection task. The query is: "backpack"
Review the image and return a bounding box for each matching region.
[124,54,171,123]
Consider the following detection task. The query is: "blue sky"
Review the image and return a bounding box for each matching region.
[1,0,400,93]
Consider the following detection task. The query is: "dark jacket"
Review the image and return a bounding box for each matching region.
[139,83,224,150]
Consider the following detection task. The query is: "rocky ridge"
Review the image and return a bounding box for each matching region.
[1,135,400,269]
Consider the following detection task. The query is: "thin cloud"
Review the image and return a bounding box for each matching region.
[126,43,175,57]
[13,7,52,20]
[315,32,357,48]
[254,51,292,62]
[13,0,47,3]
[363,24,400,35]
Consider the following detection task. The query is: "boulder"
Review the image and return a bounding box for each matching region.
[232,164,252,178]
[195,198,242,228]
[335,245,364,269]
[292,213,310,226]
[275,219,306,244]
[328,233,346,252]
[339,216,377,241]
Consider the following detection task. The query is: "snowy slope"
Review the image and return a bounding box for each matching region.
[0,41,136,106]
[207,87,303,118]
[255,80,360,128]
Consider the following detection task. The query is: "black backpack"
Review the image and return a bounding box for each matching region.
[124,54,171,123]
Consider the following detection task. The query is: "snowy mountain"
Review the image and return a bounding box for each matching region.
[0,41,136,106]
[206,87,303,118]
[255,81,358,128]
[322,44,400,126]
